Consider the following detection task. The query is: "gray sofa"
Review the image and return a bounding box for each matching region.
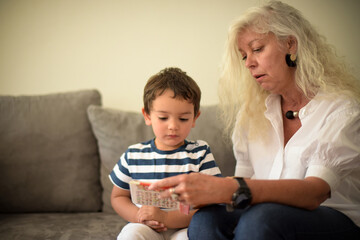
[0,89,236,239]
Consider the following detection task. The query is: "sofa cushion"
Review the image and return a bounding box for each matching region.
[87,106,154,213]
[87,105,236,213]
[0,212,127,240]
[0,90,102,212]
[187,105,236,177]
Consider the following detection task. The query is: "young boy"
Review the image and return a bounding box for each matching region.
[109,67,221,240]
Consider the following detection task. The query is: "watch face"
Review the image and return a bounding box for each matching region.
[235,193,250,209]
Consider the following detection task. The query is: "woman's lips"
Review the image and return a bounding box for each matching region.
[253,74,265,79]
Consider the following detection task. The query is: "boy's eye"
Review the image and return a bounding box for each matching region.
[158,117,168,121]
[179,118,189,122]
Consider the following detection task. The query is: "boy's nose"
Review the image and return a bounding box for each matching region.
[168,120,179,130]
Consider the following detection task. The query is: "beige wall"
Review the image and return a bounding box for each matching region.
[1,0,359,111]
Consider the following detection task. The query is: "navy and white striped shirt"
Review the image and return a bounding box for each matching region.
[109,139,222,190]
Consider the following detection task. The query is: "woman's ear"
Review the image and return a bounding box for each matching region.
[192,111,201,128]
[287,35,298,54]
[142,108,152,126]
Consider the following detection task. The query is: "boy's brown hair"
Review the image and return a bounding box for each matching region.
[143,67,201,117]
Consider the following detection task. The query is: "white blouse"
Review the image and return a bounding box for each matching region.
[232,92,360,227]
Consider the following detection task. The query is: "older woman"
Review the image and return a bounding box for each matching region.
[150,1,360,239]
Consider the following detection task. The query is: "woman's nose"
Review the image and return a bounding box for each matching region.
[245,54,257,69]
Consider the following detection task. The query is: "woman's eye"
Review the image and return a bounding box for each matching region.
[253,46,263,52]
[242,55,247,61]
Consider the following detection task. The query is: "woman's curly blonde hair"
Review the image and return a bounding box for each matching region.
[218,0,360,140]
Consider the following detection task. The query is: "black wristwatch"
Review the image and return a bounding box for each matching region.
[226,177,252,212]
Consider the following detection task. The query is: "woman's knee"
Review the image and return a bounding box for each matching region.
[235,203,360,240]
[189,204,242,240]
[240,203,287,224]
[188,205,223,236]
[235,203,293,240]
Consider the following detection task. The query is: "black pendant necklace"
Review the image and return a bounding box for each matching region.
[285,111,299,119]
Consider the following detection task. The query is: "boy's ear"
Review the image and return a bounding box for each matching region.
[142,108,152,126]
[192,111,201,128]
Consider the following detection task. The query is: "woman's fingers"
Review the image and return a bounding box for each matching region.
[149,174,186,191]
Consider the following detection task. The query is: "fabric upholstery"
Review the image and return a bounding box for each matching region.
[187,105,236,177]
[87,105,154,213]
[0,89,237,239]
[0,212,126,240]
[0,90,102,212]
[87,105,236,213]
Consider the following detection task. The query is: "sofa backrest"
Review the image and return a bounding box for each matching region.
[0,90,102,213]
[87,104,236,213]
[0,89,236,214]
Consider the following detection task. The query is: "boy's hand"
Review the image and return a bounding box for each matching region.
[137,206,168,232]
[142,220,167,232]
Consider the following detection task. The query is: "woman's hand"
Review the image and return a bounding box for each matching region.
[149,173,238,206]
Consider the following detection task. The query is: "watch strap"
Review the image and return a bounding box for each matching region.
[226,177,252,212]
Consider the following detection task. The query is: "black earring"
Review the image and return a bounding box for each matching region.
[285,54,297,67]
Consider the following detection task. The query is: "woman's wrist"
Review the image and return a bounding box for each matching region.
[217,177,240,204]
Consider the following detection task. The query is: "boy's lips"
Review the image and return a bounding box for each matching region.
[167,134,179,138]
